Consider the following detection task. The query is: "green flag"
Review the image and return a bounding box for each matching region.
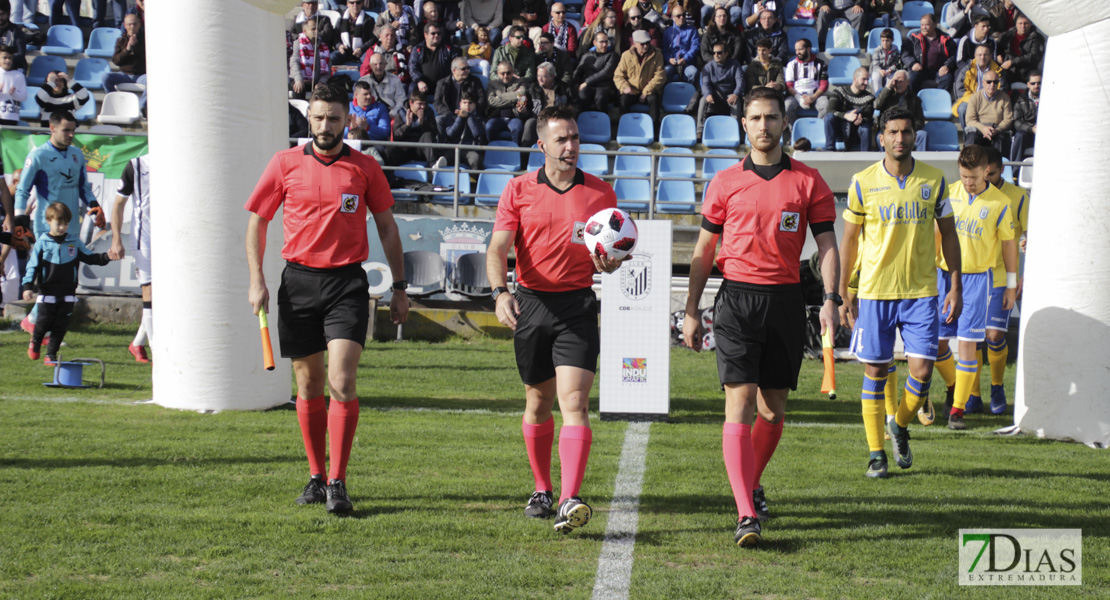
[1,129,148,179]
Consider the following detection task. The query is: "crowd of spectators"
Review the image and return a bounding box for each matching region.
[284,0,1042,176]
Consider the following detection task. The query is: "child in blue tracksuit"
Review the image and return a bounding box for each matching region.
[21,202,113,362]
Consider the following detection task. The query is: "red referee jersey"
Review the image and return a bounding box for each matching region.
[494,168,617,292]
[245,143,394,269]
[702,154,835,285]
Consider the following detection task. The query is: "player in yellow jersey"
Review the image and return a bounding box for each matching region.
[839,107,963,478]
[939,145,1018,430]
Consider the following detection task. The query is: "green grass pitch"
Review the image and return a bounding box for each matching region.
[0,323,1106,599]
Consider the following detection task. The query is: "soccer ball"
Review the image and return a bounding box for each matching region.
[583,208,638,260]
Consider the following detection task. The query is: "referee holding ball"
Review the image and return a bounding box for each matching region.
[684,87,841,547]
[245,84,409,515]
[486,105,622,534]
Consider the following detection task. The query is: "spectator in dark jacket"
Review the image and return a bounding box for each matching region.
[0,2,27,71]
[697,40,743,137]
[956,14,995,68]
[485,61,529,143]
[741,0,784,30]
[384,91,440,172]
[291,1,338,47]
[105,14,146,104]
[700,7,744,67]
[996,13,1044,85]
[874,69,927,151]
[434,57,489,135]
[534,31,576,86]
[742,9,789,65]
[522,62,570,146]
[442,92,488,170]
[542,3,578,54]
[493,25,538,80]
[376,0,416,48]
[1010,69,1039,163]
[409,23,459,95]
[823,66,874,150]
[746,37,785,92]
[333,0,378,65]
[621,6,663,50]
[902,13,956,92]
[574,31,618,112]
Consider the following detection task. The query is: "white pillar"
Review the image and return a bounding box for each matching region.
[147,1,299,411]
[1012,0,1110,446]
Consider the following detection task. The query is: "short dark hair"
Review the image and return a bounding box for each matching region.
[509,25,525,37]
[796,36,811,49]
[755,37,772,50]
[793,137,811,151]
[958,144,988,170]
[353,80,371,92]
[0,44,13,55]
[409,90,428,103]
[743,86,785,118]
[536,104,578,139]
[49,110,75,126]
[0,0,11,12]
[972,14,992,27]
[878,107,914,133]
[460,91,477,103]
[880,28,894,39]
[983,145,1004,170]
[539,31,554,43]
[309,83,348,106]
[45,202,72,224]
[1028,69,1042,81]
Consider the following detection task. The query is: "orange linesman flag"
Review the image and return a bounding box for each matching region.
[259,307,276,371]
[820,328,836,399]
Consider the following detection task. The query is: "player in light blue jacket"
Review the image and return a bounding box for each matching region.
[14,110,101,236]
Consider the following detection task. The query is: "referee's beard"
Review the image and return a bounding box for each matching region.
[313,131,343,152]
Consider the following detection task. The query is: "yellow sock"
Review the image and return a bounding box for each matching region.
[895,375,931,427]
[953,358,978,410]
[884,364,898,417]
[934,348,956,387]
[972,346,983,398]
[987,338,1007,386]
[862,374,887,451]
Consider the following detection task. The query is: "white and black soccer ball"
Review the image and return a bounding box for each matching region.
[583,208,638,261]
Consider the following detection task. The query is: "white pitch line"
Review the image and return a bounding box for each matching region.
[592,421,651,600]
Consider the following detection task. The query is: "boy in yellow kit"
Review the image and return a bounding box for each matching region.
[937,145,1018,430]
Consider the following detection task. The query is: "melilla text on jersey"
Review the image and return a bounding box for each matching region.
[954,214,985,240]
[877,200,930,226]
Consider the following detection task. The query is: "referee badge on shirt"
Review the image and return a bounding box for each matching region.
[571,221,586,244]
[339,193,360,213]
[780,211,800,233]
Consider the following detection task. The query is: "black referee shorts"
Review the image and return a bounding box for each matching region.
[713,279,805,390]
[513,286,600,385]
[277,262,370,359]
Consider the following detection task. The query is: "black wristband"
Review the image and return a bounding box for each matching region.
[392,280,408,291]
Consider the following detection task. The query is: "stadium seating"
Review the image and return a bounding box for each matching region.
[787,26,819,52]
[702,115,741,148]
[938,2,954,31]
[578,110,611,144]
[918,89,954,120]
[527,144,545,170]
[901,1,934,28]
[391,162,428,201]
[577,144,610,176]
[73,58,110,90]
[612,145,652,177]
[430,168,472,205]
[658,148,695,178]
[784,0,814,26]
[791,117,826,149]
[655,179,696,214]
[318,9,341,28]
[19,101,39,121]
[659,114,696,147]
[97,91,140,125]
[702,149,740,180]
[866,26,903,52]
[827,56,861,86]
[824,19,860,55]
[475,73,488,89]
[450,251,490,297]
[613,178,650,212]
[403,251,446,296]
[475,172,512,206]
[27,55,66,87]
[289,99,309,118]
[662,82,696,114]
[923,120,959,151]
[85,27,121,58]
[616,112,653,145]
[483,140,522,171]
[74,94,96,122]
[41,25,82,55]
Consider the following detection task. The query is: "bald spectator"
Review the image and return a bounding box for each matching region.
[953,44,1004,128]
[542,3,579,54]
[816,0,867,52]
[742,8,789,64]
[632,0,665,26]
[823,66,874,151]
[434,56,488,134]
[574,31,618,112]
[621,6,663,50]
[746,36,785,92]
[662,3,698,84]
[874,70,928,151]
[784,37,829,123]
[485,60,528,144]
[462,0,503,44]
[903,13,956,92]
[868,27,900,93]
[697,40,743,138]
[1010,69,1039,163]
[409,23,459,95]
[522,62,571,146]
[290,19,331,99]
[364,26,409,83]
[105,14,147,108]
[956,14,995,68]
[614,29,665,121]
[534,31,575,87]
[375,0,416,48]
[964,69,1013,153]
[700,6,744,68]
[492,25,538,80]
[412,1,458,47]
[359,52,407,117]
[997,13,1044,85]
[333,0,378,65]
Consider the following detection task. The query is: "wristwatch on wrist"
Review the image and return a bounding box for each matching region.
[492,286,509,301]
[824,292,843,306]
[392,280,408,291]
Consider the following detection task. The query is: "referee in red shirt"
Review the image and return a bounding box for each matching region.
[245,84,409,515]
[684,87,841,547]
[486,105,622,534]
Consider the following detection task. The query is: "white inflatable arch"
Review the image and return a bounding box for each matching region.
[1012,0,1110,446]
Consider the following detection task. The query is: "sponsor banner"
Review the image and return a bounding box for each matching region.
[600,220,672,418]
[959,529,1082,586]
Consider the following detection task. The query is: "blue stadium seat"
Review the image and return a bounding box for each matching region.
[1002,164,1014,184]
[827,56,861,86]
[430,169,472,205]
[901,1,934,29]
[483,140,522,171]
[702,149,739,180]
[577,143,609,176]
[784,0,814,26]
[85,27,121,59]
[616,112,653,145]
[527,144,545,170]
[658,148,695,177]
[923,120,958,151]
[613,178,650,212]
[74,94,96,122]
[612,146,651,177]
[476,73,488,89]
[658,114,696,147]
[41,25,82,55]
[662,81,696,114]
[938,2,954,31]
[19,100,39,121]
[791,117,826,149]
[824,19,860,55]
[27,55,67,87]
[578,110,611,144]
[475,172,512,206]
[787,26,819,52]
[702,115,741,148]
[392,162,428,201]
[918,89,954,120]
[866,27,902,52]
[73,58,110,90]
[655,180,696,214]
